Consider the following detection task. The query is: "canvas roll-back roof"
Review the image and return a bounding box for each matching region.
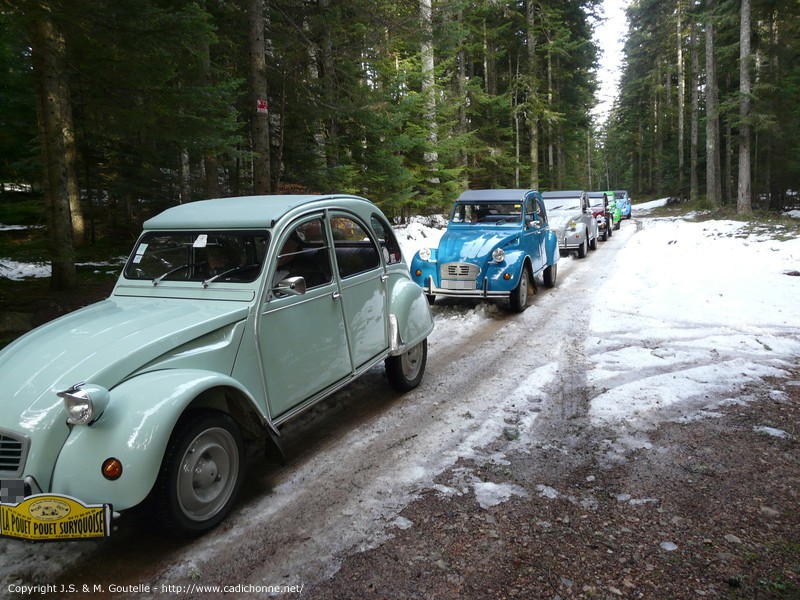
[456,189,539,202]
[143,194,368,230]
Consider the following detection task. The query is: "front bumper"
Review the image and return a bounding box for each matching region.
[422,275,511,299]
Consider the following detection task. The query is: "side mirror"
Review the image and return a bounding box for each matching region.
[273,276,307,297]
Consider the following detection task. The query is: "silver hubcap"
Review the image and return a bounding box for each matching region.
[177,427,239,522]
[400,342,424,381]
[518,271,528,305]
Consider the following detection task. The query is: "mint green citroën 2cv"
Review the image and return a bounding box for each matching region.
[0,194,434,541]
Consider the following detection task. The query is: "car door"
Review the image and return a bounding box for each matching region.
[329,213,389,370]
[524,194,546,270]
[579,193,593,238]
[258,215,352,419]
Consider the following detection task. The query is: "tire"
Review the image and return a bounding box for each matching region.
[543,262,557,288]
[509,266,530,312]
[608,223,613,237]
[154,411,244,537]
[577,236,588,258]
[425,294,436,306]
[589,234,597,251]
[614,220,621,230]
[386,338,427,391]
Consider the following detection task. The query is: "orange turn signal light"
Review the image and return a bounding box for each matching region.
[503,273,511,280]
[415,269,422,276]
[101,458,123,480]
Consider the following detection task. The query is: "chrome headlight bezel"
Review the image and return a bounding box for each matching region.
[58,383,111,426]
[418,247,432,261]
[492,247,505,263]
[568,220,577,230]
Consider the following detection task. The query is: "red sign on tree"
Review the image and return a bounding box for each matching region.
[257,100,269,114]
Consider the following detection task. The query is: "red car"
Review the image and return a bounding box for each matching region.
[588,192,614,241]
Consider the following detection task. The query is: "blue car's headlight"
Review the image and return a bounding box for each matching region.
[492,248,505,263]
[419,247,432,261]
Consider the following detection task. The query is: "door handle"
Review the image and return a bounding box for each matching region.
[380,274,388,282]
[332,291,341,300]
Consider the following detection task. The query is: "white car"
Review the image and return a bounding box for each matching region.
[542,191,598,258]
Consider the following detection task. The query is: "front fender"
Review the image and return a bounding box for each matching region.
[50,369,260,511]
[387,274,434,354]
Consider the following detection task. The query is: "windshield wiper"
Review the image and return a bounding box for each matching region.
[152,261,206,286]
[202,264,260,287]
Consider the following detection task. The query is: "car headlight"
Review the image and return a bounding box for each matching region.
[568,220,577,230]
[418,247,432,261]
[492,247,505,263]
[58,382,111,426]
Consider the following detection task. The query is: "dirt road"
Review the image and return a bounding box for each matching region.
[7,217,798,599]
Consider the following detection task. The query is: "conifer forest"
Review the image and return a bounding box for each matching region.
[1,1,799,287]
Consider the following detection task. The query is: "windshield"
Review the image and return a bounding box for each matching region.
[450,202,523,224]
[124,231,269,284]
[588,196,605,208]
[543,197,581,212]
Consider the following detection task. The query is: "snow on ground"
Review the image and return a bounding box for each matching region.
[392,197,800,434]
[587,203,800,428]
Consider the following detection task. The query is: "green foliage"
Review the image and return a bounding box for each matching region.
[0,12,38,186]
[1,0,602,240]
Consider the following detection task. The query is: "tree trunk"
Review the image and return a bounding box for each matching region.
[690,19,699,203]
[737,0,752,214]
[320,0,339,171]
[705,0,721,205]
[27,13,77,290]
[547,47,554,187]
[457,8,467,170]
[420,0,438,171]
[527,0,539,189]
[248,0,271,194]
[677,0,685,197]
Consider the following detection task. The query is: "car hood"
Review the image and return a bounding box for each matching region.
[548,212,581,230]
[0,298,250,436]
[437,229,521,262]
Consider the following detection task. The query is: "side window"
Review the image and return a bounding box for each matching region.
[526,198,536,220]
[330,215,381,278]
[370,214,403,265]
[273,218,333,290]
[536,198,547,224]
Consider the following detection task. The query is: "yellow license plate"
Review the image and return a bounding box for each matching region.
[1,494,112,541]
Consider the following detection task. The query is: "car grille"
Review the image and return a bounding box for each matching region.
[0,429,29,477]
[440,262,479,280]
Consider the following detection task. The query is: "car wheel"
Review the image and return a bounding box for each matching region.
[425,294,436,306]
[589,234,597,251]
[386,338,427,391]
[509,267,530,312]
[615,220,620,230]
[155,411,244,536]
[608,224,613,238]
[577,237,588,258]
[543,262,557,288]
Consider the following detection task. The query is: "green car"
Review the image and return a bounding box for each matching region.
[0,194,434,541]
[602,191,622,230]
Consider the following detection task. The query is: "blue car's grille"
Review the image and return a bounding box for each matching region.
[441,262,479,280]
[0,429,29,477]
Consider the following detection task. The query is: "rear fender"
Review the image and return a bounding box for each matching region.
[387,275,434,354]
[545,231,560,266]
